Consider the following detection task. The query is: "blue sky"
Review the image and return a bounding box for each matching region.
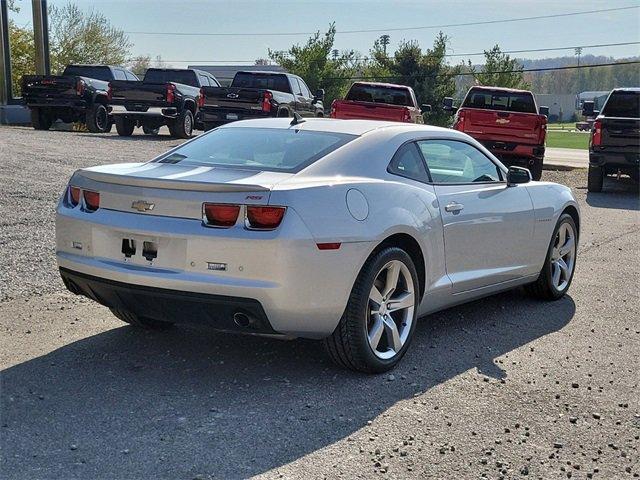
[10,0,640,65]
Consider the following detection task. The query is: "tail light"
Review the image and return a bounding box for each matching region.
[166,83,176,103]
[262,91,272,113]
[246,206,286,230]
[402,107,411,123]
[107,83,113,101]
[591,119,602,146]
[203,203,240,228]
[76,79,85,96]
[83,190,100,211]
[197,87,206,108]
[536,115,548,144]
[453,110,466,130]
[330,100,337,118]
[68,186,81,207]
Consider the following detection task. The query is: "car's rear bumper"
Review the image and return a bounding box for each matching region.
[25,98,87,109]
[60,267,277,334]
[480,141,545,160]
[110,105,178,119]
[589,148,640,170]
[200,108,274,124]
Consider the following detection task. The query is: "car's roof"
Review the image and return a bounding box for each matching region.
[468,85,533,94]
[611,87,640,93]
[220,117,452,136]
[351,81,412,89]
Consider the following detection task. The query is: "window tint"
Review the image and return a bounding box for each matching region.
[231,73,291,93]
[462,88,537,113]
[418,140,502,183]
[125,71,138,81]
[346,83,412,106]
[113,69,127,80]
[156,128,356,173]
[388,143,430,183]
[62,66,112,81]
[602,91,640,118]
[143,69,198,87]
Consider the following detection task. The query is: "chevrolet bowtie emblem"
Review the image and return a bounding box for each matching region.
[131,200,155,212]
[496,118,510,124]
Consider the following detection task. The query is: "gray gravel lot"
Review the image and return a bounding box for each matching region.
[1,126,639,479]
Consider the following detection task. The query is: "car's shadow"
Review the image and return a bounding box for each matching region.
[1,291,575,479]
[585,175,639,210]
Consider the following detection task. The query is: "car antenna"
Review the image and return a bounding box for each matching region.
[290,112,305,126]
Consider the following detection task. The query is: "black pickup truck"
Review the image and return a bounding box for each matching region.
[108,68,220,138]
[584,88,640,192]
[198,71,324,130]
[21,64,138,132]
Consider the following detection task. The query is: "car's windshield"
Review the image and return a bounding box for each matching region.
[63,66,112,81]
[346,84,413,106]
[231,73,291,93]
[156,127,356,172]
[143,69,198,87]
[462,88,537,113]
[602,91,640,118]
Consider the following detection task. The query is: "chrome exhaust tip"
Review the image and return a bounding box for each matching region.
[233,312,252,328]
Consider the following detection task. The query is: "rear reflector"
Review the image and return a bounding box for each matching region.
[203,203,240,227]
[317,242,341,250]
[83,190,100,211]
[246,206,286,230]
[68,186,81,206]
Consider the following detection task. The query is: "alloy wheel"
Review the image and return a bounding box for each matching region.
[550,222,576,291]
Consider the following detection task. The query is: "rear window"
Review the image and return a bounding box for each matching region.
[463,88,537,114]
[232,73,291,93]
[62,66,112,81]
[602,91,640,118]
[156,127,356,173]
[346,83,413,106]
[143,69,198,87]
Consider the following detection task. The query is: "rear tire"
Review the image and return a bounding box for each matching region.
[525,213,577,300]
[114,116,135,136]
[31,108,52,130]
[142,125,160,136]
[530,158,543,181]
[168,109,193,138]
[85,103,110,133]
[110,308,174,330]
[587,164,604,192]
[324,247,419,373]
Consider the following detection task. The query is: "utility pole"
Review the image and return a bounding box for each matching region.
[574,47,582,67]
[379,34,390,56]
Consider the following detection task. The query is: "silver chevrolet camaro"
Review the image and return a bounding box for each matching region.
[56,117,579,372]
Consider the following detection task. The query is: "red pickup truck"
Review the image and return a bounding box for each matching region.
[331,82,427,123]
[445,86,549,180]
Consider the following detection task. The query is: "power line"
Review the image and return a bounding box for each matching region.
[132,41,640,64]
[123,5,638,37]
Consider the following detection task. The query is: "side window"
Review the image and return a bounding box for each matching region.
[208,75,220,87]
[417,140,503,184]
[388,143,430,183]
[198,74,210,86]
[291,77,303,95]
[298,79,312,98]
[125,71,138,81]
[113,69,127,80]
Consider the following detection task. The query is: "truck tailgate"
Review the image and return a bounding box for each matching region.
[22,75,78,98]
[109,81,168,104]
[333,100,407,122]
[600,118,640,149]
[461,109,543,144]
[200,87,265,110]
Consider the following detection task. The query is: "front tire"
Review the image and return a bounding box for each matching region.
[142,124,160,136]
[526,213,577,300]
[31,108,52,130]
[85,103,110,133]
[168,109,193,138]
[587,164,604,192]
[324,247,419,373]
[110,308,174,330]
[114,116,135,136]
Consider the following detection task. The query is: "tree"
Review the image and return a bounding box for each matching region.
[268,24,357,107]
[255,58,270,66]
[48,3,132,74]
[128,55,151,77]
[470,45,529,89]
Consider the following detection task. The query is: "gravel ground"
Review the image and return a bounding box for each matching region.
[1,126,639,479]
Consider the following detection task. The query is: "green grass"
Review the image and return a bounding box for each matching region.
[546,130,589,150]
[547,122,578,131]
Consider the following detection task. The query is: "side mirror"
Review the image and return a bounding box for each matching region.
[314,89,325,101]
[507,166,532,186]
[539,106,549,117]
[443,97,456,112]
[581,100,595,117]
[421,104,432,114]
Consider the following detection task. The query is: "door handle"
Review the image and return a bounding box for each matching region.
[444,202,464,213]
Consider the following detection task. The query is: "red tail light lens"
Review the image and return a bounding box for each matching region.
[453,110,466,130]
[198,87,206,108]
[166,83,176,103]
[83,190,100,211]
[402,107,411,122]
[591,119,602,146]
[68,186,81,207]
[203,203,240,227]
[330,100,337,118]
[76,79,85,96]
[246,206,286,230]
[107,83,113,101]
[262,91,272,113]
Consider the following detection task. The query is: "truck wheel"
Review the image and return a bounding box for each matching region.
[85,103,110,133]
[110,308,174,330]
[587,164,604,192]
[169,110,194,139]
[31,108,52,130]
[142,125,160,136]
[530,158,543,181]
[114,116,135,136]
